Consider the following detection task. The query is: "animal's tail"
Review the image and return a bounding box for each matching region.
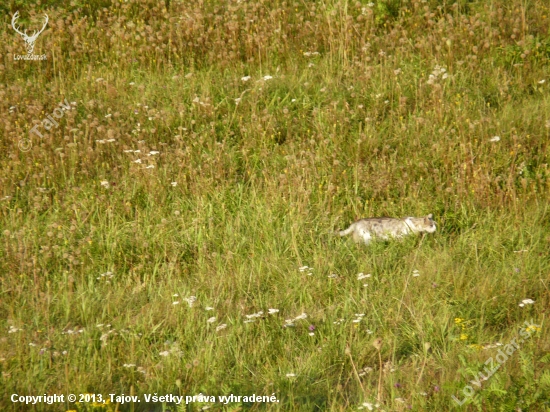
[335,223,355,237]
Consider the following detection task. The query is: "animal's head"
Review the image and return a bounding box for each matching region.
[409,214,437,233]
[421,213,437,233]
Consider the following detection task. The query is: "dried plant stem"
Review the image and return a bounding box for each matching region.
[346,345,365,395]
[417,342,431,386]
[377,349,383,404]
[416,354,428,386]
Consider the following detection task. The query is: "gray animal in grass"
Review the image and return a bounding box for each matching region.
[337,214,436,245]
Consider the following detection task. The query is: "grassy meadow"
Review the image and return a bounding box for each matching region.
[1,0,550,410]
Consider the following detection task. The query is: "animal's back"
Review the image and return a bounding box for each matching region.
[353,217,409,239]
[337,214,436,245]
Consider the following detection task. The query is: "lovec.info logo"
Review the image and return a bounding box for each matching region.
[11,11,48,61]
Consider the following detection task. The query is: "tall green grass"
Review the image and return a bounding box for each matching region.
[1,0,549,410]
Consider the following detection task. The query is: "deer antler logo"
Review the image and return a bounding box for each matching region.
[11,11,49,55]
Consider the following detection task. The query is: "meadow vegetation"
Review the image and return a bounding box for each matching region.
[1,0,549,410]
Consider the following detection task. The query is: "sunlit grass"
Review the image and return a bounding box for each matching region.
[1,0,549,410]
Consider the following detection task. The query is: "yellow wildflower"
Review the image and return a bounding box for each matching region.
[525,325,542,333]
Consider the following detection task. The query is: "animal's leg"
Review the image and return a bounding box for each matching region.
[359,229,372,245]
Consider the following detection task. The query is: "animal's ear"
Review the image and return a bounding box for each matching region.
[427,213,433,219]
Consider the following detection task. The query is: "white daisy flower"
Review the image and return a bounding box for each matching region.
[245,311,264,319]
[519,298,535,307]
